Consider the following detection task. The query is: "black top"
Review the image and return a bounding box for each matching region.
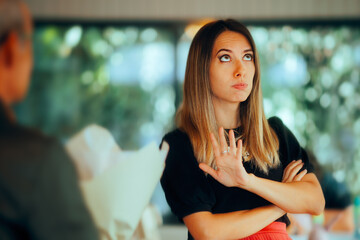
[160,117,313,240]
[0,102,99,240]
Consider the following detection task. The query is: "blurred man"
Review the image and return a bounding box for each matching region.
[0,0,99,239]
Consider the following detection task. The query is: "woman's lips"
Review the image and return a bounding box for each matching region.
[232,83,248,90]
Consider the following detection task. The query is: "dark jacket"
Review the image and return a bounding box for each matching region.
[0,101,99,240]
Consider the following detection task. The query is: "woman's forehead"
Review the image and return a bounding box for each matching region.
[212,31,252,53]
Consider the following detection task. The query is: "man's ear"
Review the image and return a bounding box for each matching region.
[2,31,19,68]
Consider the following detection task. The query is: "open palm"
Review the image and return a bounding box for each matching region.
[199,127,250,188]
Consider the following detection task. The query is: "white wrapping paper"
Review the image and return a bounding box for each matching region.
[65,125,168,240]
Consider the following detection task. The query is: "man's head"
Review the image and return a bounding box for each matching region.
[0,0,33,105]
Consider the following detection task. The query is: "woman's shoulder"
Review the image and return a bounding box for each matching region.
[267,116,312,170]
[161,128,199,174]
[268,116,291,141]
[162,128,191,146]
[162,128,195,158]
[267,116,298,141]
[267,116,284,132]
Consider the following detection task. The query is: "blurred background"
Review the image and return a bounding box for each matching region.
[18,0,360,225]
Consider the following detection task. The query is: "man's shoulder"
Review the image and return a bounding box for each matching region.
[5,123,57,145]
[0,124,62,160]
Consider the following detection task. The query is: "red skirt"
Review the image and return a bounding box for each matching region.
[239,222,292,240]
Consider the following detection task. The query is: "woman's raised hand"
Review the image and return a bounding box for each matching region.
[199,127,251,188]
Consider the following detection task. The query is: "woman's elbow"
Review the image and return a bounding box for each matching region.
[191,230,216,240]
[185,216,220,240]
[307,180,326,215]
[194,227,223,240]
[190,229,208,240]
[309,194,325,215]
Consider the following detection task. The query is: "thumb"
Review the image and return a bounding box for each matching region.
[199,163,218,180]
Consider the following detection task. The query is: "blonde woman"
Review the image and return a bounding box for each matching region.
[160,19,325,240]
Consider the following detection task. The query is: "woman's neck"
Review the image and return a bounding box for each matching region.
[212,100,240,129]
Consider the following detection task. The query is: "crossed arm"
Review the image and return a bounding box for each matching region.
[185,128,325,240]
[184,205,285,240]
[245,172,324,215]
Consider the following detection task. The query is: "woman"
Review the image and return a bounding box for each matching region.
[160,19,325,240]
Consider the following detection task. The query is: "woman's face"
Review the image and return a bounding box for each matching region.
[209,31,255,108]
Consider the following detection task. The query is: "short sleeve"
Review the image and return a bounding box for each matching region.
[268,117,314,173]
[160,130,216,221]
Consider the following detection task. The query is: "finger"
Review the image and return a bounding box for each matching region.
[282,160,295,182]
[282,160,296,181]
[283,160,302,181]
[286,163,304,182]
[236,139,243,161]
[287,162,304,182]
[283,160,296,172]
[288,160,303,172]
[283,160,296,181]
[287,160,302,172]
[294,169,307,181]
[229,130,236,154]
[219,127,228,153]
[210,133,221,158]
[199,163,218,180]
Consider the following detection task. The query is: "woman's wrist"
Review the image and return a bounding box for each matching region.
[237,173,257,190]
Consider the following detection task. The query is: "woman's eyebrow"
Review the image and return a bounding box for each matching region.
[216,48,232,55]
[216,48,253,55]
[243,49,253,53]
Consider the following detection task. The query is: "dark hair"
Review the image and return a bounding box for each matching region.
[0,0,25,46]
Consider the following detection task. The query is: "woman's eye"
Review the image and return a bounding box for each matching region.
[219,55,231,62]
[243,54,253,61]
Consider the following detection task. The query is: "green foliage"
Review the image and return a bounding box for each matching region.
[15,23,360,195]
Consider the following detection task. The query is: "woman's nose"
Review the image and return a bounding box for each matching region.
[234,60,245,78]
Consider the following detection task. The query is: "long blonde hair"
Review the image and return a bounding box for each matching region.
[177,19,279,174]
